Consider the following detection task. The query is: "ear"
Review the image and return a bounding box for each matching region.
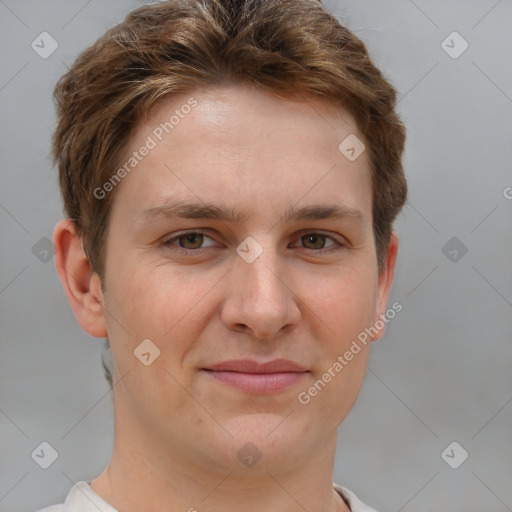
[53,219,108,338]
[370,231,399,342]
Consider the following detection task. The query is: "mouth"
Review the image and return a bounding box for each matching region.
[202,359,309,394]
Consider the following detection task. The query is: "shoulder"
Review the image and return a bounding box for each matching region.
[32,480,117,512]
[333,482,379,512]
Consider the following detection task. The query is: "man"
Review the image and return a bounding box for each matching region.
[39,0,407,510]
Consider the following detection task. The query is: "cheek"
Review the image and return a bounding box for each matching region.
[101,266,211,416]
[110,261,202,326]
[305,265,377,346]
[298,277,374,428]
[103,263,218,368]
[307,268,376,420]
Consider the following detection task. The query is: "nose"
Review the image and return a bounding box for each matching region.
[220,247,301,340]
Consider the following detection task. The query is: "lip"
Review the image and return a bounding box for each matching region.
[205,359,308,373]
[202,359,309,394]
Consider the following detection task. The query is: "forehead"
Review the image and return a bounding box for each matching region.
[142,84,362,152]
[109,84,372,226]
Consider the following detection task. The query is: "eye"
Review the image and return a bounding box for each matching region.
[293,232,343,251]
[163,232,217,250]
[161,230,344,254]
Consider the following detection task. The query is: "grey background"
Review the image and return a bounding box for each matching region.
[1,0,511,511]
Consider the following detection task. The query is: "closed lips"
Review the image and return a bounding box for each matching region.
[204,359,308,373]
[202,359,308,394]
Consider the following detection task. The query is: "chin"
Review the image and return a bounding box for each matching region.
[207,412,317,473]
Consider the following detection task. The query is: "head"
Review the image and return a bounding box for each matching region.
[53,0,406,475]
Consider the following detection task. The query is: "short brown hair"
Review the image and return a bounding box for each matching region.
[52,0,407,278]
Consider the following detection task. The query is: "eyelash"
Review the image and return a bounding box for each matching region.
[161,230,346,255]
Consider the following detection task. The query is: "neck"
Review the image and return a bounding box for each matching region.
[90,411,349,512]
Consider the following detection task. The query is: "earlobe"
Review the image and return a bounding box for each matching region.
[53,219,108,338]
[371,232,399,341]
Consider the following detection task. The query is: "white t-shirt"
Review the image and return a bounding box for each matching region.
[34,481,378,512]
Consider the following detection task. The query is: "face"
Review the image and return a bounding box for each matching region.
[94,85,396,474]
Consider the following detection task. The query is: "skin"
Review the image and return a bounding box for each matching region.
[54,84,398,512]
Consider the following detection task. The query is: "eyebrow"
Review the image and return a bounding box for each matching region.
[139,199,365,226]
